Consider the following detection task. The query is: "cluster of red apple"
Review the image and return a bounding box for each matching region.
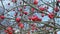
[0,0,59,34]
